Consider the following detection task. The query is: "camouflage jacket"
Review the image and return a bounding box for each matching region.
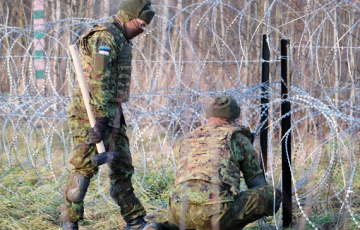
[173,124,263,204]
[67,17,132,128]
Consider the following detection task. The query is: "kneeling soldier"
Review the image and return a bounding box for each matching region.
[143,95,282,230]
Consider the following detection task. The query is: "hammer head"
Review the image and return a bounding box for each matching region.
[91,152,119,167]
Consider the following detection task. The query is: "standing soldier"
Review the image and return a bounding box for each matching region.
[61,1,155,229]
[143,95,282,230]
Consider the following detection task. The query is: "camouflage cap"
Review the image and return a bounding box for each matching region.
[204,95,240,119]
[117,0,155,25]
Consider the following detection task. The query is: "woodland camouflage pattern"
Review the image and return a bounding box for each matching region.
[67,17,132,127]
[61,17,145,223]
[61,118,146,222]
[160,124,281,229]
[117,9,136,23]
[117,0,155,24]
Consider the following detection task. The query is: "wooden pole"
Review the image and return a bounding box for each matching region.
[69,44,106,153]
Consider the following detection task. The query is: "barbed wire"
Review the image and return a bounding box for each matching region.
[0,0,360,229]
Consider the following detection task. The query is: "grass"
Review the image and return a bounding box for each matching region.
[0,167,171,230]
[0,124,359,229]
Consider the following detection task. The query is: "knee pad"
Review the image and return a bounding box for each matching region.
[66,173,90,203]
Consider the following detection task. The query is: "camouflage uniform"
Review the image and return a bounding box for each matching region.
[161,124,281,230]
[61,16,145,223]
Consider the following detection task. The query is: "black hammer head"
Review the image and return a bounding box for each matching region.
[91,152,119,167]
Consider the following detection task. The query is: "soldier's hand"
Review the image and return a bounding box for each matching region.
[86,117,109,144]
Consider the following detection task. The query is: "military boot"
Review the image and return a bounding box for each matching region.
[142,223,160,230]
[125,216,147,230]
[62,221,79,230]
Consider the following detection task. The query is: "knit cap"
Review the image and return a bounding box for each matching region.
[117,0,155,25]
[204,95,240,119]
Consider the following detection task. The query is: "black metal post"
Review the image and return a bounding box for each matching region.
[260,34,269,172]
[281,39,292,227]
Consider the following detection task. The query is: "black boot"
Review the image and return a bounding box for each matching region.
[62,222,79,230]
[125,216,147,230]
[142,223,160,230]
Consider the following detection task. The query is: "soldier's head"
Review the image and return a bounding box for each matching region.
[116,0,155,39]
[204,95,240,123]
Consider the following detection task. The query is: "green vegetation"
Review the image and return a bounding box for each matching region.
[0,127,359,229]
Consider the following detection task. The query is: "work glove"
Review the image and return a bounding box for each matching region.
[86,117,109,144]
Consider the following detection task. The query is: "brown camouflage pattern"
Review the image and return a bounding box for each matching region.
[62,18,145,223]
[175,125,261,196]
[157,124,279,229]
[163,183,281,230]
[67,18,132,127]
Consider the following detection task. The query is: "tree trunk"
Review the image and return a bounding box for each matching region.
[347,6,356,133]
[182,0,195,134]
[333,4,339,109]
[103,0,110,18]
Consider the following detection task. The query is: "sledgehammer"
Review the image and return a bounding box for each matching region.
[69,44,118,167]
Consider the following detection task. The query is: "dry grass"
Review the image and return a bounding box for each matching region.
[0,126,359,229]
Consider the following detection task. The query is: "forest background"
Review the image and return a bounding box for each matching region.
[0,0,359,229]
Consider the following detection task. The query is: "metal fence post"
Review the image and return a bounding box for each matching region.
[281,39,292,227]
[260,34,270,172]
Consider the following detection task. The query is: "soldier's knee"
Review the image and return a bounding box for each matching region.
[66,173,90,203]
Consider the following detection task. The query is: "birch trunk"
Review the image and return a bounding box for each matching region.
[182,0,195,134]
[333,4,339,109]
[348,7,356,132]
[49,0,57,94]
[103,0,110,18]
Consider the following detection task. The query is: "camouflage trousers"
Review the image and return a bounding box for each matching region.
[61,116,146,223]
[162,184,280,230]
